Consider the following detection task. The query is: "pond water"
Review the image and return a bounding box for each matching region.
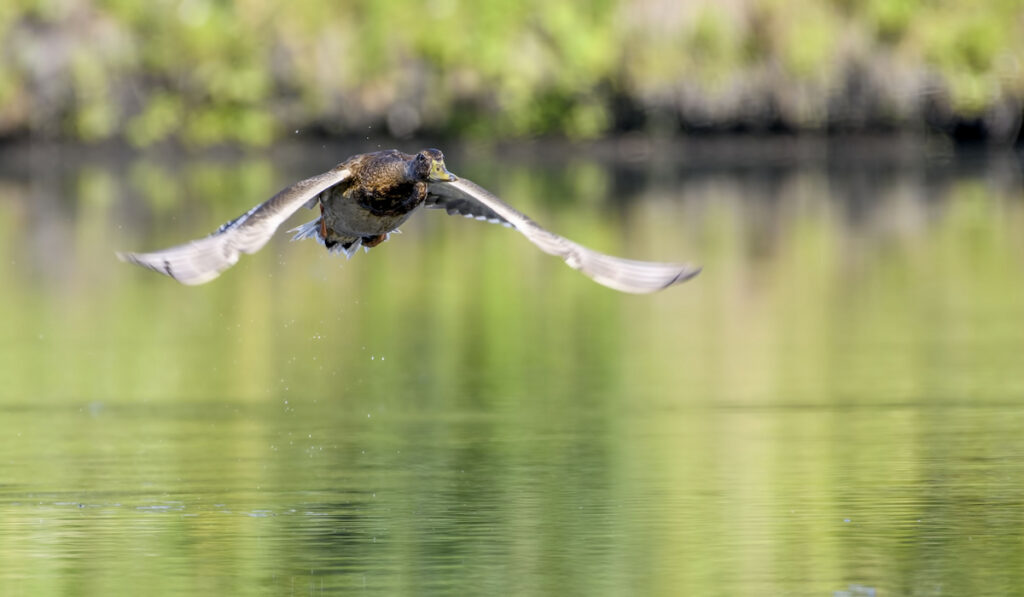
[1,138,1023,596]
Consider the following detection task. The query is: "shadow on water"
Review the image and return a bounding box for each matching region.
[1,138,1023,595]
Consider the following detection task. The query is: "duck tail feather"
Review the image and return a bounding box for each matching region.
[338,239,362,260]
[327,238,364,259]
[290,218,325,244]
[291,218,366,260]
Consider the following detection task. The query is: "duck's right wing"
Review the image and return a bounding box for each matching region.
[424,188,509,225]
[427,177,701,294]
[118,166,352,285]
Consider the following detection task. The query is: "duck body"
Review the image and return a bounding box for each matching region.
[296,149,446,257]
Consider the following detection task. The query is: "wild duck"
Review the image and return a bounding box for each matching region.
[117,149,700,293]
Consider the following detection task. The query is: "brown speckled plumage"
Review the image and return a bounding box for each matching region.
[314,149,432,251]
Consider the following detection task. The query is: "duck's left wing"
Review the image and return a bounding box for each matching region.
[118,166,351,285]
[427,178,701,294]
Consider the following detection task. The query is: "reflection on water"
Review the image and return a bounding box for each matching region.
[1,139,1023,595]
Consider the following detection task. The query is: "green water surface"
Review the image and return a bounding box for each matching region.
[1,141,1023,596]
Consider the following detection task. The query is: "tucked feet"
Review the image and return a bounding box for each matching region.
[362,234,388,248]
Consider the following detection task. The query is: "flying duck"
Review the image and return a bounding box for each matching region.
[117,149,700,293]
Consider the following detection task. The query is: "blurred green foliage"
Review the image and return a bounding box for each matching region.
[0,0,1021,145]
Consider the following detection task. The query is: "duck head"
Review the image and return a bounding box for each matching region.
[410,148,457,182]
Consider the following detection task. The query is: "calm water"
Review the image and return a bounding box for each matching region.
[1,139,1024,596]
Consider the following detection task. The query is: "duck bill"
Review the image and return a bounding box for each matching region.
[429,161,457,182]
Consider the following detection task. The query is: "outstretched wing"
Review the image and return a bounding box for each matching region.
[426,178,701,294]
[424,189,508,225]
[118,166,351,285]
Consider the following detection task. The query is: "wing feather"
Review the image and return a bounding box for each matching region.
[118,166,351,285]
[427,178,700,294]
[424,192,509,226]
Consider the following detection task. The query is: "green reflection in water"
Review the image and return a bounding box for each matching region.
[1,143,1023,595]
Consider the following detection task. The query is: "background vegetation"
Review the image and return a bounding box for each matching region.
[0,0,1022,145]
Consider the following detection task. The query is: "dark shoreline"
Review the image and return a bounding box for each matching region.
[1,132,1019,172]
